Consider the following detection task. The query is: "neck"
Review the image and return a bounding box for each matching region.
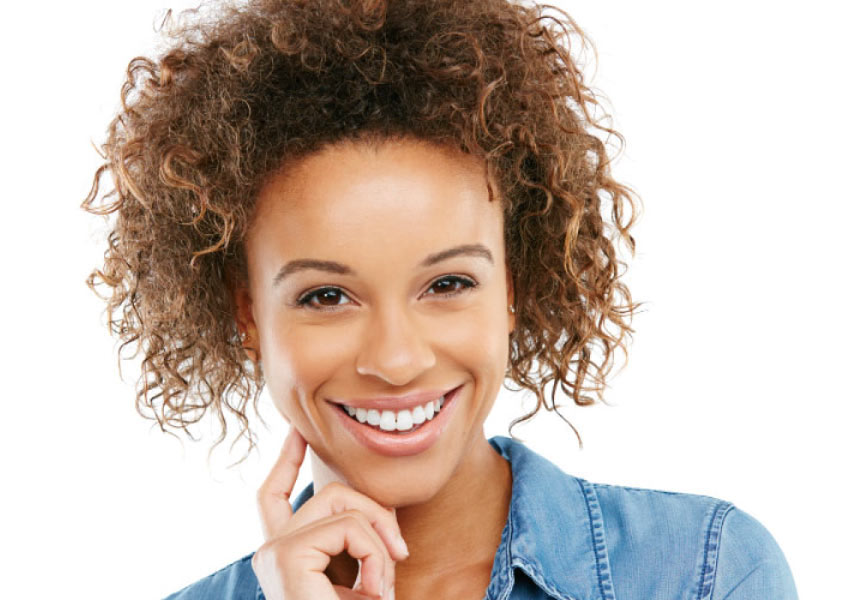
[314,433,512,594]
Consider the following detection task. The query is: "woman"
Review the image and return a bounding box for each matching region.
[83,0,797,598]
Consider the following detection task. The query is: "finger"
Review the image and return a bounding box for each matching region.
[288,511,394,599]
[257,426,308,540]
[289,481,409,561]
[334,586,380,600]
[354,557,395,600]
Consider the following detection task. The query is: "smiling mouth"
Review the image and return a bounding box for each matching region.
[332,385,461,435]
[330,385,463,456]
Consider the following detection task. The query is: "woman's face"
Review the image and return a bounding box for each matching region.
[237,138,514,507]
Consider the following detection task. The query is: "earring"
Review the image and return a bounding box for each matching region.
[509,305,516,314]
[238,330,261,364]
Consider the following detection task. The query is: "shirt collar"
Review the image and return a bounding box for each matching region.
[486,435,610,600]
[285,436,608,600]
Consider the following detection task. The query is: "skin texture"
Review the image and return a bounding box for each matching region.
[235,138,514,598]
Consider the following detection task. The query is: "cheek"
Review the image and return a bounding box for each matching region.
[261,320,357,418]
[439,302,511,382]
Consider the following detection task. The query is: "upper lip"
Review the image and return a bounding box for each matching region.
[330,385,460,411]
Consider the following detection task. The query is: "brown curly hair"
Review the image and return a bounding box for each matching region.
[83,0,640,458]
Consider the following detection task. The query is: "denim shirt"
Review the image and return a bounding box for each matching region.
[165,435,798,599]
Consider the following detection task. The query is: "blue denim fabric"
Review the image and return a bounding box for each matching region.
[164,436,797,599]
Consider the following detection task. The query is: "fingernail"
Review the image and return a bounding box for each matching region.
[395,533,409,557]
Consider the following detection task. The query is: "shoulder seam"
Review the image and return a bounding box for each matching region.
[696,501,735,600]
[591,481,722,502]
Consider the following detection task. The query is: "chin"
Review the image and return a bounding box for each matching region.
[341,459,451,508]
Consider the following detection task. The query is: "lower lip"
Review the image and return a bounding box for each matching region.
[331,385,463,458]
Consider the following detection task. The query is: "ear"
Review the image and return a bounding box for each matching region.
[232,283,261,363]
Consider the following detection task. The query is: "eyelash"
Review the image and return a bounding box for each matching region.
[295,275,478,310]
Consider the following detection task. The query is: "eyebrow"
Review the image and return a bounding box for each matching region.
[272,243,493,286]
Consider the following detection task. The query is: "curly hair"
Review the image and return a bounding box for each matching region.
[83,0,640,458]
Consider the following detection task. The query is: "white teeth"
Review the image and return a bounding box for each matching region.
[396,409,413,431]
[342,391,453,432]
[379,410,397,431]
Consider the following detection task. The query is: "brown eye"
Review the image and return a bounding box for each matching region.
[297,287,351,309]
[426,276,477,296]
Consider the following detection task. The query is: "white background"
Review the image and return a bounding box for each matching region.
[1,1,847,598]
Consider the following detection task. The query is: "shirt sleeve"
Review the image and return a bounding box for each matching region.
[711,507,798,600]
[162,554,259,600]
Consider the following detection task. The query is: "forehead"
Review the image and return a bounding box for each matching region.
[248,139,504,261]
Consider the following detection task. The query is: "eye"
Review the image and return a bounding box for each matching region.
[296,287,352,310]
[424,275,478,297]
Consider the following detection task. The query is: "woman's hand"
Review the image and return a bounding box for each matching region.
[251,428,409,599]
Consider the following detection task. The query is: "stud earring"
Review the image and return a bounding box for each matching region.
[509,305,516,313]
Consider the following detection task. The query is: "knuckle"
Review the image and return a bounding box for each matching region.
[341,508,369,524]
[339,510,377,539]
[323,480,346,495]
[340,511,392,558]
[330,495,346,515]
[337,509,363,527]
[255,538,293,568]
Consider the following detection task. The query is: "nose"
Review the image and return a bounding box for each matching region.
[355,304,437,386]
